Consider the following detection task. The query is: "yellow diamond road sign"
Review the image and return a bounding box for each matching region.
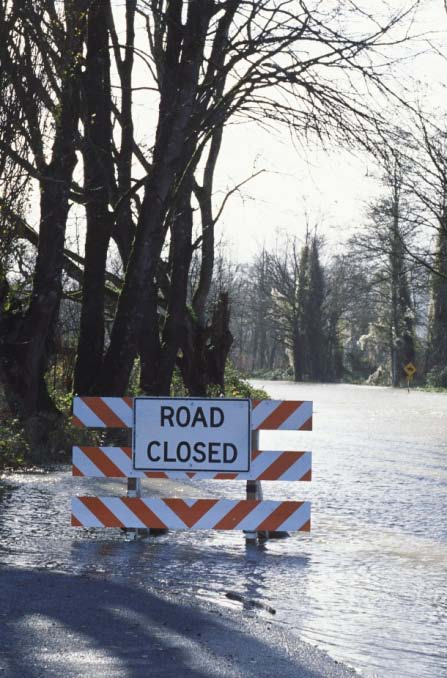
[404,362,417,378]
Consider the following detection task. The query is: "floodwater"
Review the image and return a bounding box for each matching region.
[0,382,446,677]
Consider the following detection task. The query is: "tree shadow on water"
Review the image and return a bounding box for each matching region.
[0,565,340,678]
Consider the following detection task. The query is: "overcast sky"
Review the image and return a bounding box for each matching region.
[194,0,447,261]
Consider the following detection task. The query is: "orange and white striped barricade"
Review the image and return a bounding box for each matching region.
[71,397,312,543]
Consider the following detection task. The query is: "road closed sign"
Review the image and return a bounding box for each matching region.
[133,397,251,473]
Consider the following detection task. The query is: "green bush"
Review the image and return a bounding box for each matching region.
[0,418,30,470]
[223,363,269,400]
[248,367,293,381]
[170,363,269,399]
[426,366,447,389]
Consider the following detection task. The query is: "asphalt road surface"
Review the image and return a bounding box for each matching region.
[0,565,355,677]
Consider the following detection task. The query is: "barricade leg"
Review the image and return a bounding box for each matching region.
[127,477,141,497]
[126,477,144,539]
[244,431,268,544]
[126,426,145,539]
[244,479,265,544]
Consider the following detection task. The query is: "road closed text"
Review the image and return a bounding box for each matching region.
[133,398,251,472]
[147,440,238,464]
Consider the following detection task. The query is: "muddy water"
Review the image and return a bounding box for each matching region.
[0,383,446,677]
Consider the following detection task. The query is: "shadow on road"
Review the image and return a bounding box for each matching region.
[0,565,345,678]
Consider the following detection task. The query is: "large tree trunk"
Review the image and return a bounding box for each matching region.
[178,320,209,396]
[138,284,163,396]
[0,2,86,453]
[157,193,194,395]
[206,292,233,391]
[74,0,114,395]
[139,189,194,395]
[179,292,233,396]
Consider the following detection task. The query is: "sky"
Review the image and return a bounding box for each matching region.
[187,0,447,261]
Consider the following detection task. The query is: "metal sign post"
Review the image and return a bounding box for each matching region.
[404,362,417,392]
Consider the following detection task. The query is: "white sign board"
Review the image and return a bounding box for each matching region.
[133,397,251,472]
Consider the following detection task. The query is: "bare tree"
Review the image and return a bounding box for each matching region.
[402,118,447,381]
[349,153,417,385]
[0,0,88,450]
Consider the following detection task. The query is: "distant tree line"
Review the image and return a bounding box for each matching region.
[227,123,447,388]
[227,233,337,382]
